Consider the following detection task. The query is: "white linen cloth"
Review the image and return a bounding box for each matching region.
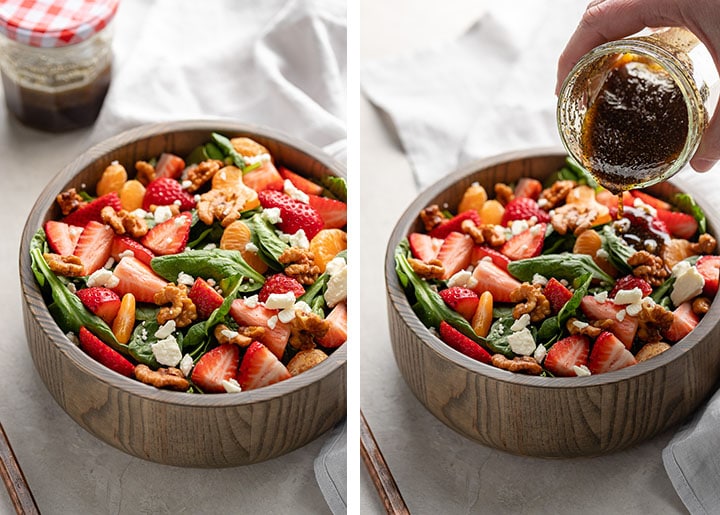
[363,2,720,512]
[93,0,346,512]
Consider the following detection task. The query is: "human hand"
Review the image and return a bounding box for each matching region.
[556,0,720,172]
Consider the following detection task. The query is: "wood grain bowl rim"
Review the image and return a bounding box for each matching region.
[385,147,720,389]
[19,119,347,407]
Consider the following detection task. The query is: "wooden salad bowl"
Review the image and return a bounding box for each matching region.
[385,148,720,457]
[19,120,347,467]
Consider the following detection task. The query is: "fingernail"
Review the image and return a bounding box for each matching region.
[692,158,716,172]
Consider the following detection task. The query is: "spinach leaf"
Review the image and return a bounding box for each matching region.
[600,225,634,275]
[128,321,161,367]
[188,221,225,249]
[536,316,560,345]
[651,276,675,305]
[542,227,576,255]
[558,273,592,327]
[246,213,289,270]
[492,305,514,319]
[134,305,160,322]
[673,193,706,234]
[544,158,599,189]
[210,132,247,170]
[320,176,347,202]
[485,317,513,356]
[507,253,614,285]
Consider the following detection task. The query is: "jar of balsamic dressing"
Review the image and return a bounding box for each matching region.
[0,0,118,132]
[557,27,718,193]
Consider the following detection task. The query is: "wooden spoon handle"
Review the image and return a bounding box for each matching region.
[0,423,40,515]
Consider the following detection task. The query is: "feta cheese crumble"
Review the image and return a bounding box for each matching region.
[222,378,243,393]
[613,287,644,306]
[245,241,259,253]
[447,270,478,289]
[179,354,194,377]
[671,265,705,306]
[507,328,536,356]
[262,207,282,224]
[87,268,119,289]
[243,295,259,308]
[510,313,531,332]
[154,320,176,339]
[151,336,182,367]
[283,179,309,203]
[153,205,174,224]
[265,291,297,310]
[533,344,547,363]
[177,272,195,286]
[279,229,309,249]
[267,315,278,330]
[573,364,592,377]
[325,264,348,307]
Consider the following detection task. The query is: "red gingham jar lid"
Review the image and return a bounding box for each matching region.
[0,0,119,48]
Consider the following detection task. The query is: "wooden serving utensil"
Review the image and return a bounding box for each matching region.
[360,410,409,514]
[0,422,40,514]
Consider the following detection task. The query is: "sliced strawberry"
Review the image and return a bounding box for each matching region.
[544,334,590,377]
[655,209,698,239]
[78,327,134,377]
[409,233,443,262]
[696,255,720,297]
[439,287,479,320]
[501,197,551,226]
[111,256,168,304]
[317,302,347,348]
[141,212,191,255]
[279,166,324,195]
[621,191,635,207]
[142,177,195,211]
[663,302,700,342]
[188,277,224,320]
[62,192,122,227]
[73,221,114,275]
[76,287,122,324]
[610,275,652,298]
[544,278,573,313]
[514,178,542,200]
[435,232,473,280]
[258,190,324,239]
[471,246,511,272]
[630,190,672,211]
[470,259,522,303]
[110,235,155,267]
[500,223,546,260]
[242,161,284,192]
[154,153,185,180]
[438,321,492,364]
[229,299,291,358]
[429,211,481,239]
[45,220,82,256]
[191,344,240,393]
[258,274,305,303]
[237,341,291,391]
[580,296,638,349]
[587,331,637,374]
[307,194,347,229]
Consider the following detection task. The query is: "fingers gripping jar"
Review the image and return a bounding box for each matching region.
[0,0,118,132]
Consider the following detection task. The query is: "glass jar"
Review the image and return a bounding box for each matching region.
[557,27,718,192]
[0,0,118,132]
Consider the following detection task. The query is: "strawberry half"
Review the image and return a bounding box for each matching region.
[279,166,323,195]
[470,259,521,303]
[429,211,481,239]
[45,220,82,256]
[229,299,291,358]
[191,344,240,393]
[78,327,134,377]
[242,162,284,193]
[110,235,155,267]
[610,275,652,298]
[307,194,347,229]
[111,256,168,303]
[439,287,479,320]
[663,302,699,342]
[258,274,305,303]
[142,177,195,211]
[587,331,637,374]
[317,302,347,348]
[409,233,443,262]
[154,153,185,180]
[655,209,698,239]
[630,190,672,211]
[696,255,720,297]
[73,221,114,275]
[500,223,546,260]
[501,197,550,226]
[237,341,291,391]
[580,296,638,349]
[188,277,224,319]
[141,212,192,255]
[76,287,122,324]
[435,232,473,280]
[514,178,542,200]
[438,321,492,364]
[62,192,122,227]
[258,189,324,239]
[544,334,590,377]
[544,278,573,313]
[471,246,511,272]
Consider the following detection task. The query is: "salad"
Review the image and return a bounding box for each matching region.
[30,133,347,393]
[395,160,719,377]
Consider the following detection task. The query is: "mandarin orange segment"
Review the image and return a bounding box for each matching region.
[96,162,128,197]
[310,229,347,273]
[573,229,602,256]
[119,179,146,211]
[220,220,268,274]
[211,166,244,192]
[112,293,136,344]
[479,199,504,225]
[472,291,493,338]
[662,238,695,270]
[458,183,487,214]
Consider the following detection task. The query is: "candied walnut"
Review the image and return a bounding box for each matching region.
[566,317,602,338]
[214,324,253,347]
[289,311,330,350]
[237,325,266,341]
[279,248,321,285]
[635,342,671,363]
[231,136,269,157]
[510,283,551,323]
[101,206,149,238]
[186,159,223,193]
[135,160,156,185]
[539,180,575,210]
[101,205,125,234]
[154,284,198,328]
[407,257,444,280]
[494,183,515,206]
[461,220,506,247]
[636,300,674,343]
[419,204,445,232]
[44,253,84,277]
[56,188,85,215]
[692,296,712,315]
[691,233,717,255]
[287,348,328,376]
[590,318,615,331]
[196,188,252,227]
[491,354,543,375]
[550,203,598,236]
[628,251,669,287]
[134,364,189,391]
